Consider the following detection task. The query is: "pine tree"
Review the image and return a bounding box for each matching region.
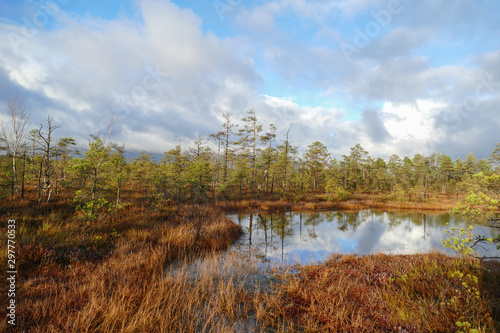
[72,137,112,218]
[238,109,262,192]
[304,141,330,191]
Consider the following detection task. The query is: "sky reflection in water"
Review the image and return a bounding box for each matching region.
[228,210,500,265]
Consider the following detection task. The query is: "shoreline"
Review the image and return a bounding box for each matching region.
[216,193,457,213]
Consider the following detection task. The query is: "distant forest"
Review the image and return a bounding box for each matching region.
[2,106,500,212]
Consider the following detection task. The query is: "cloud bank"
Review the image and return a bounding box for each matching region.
[0,0,499,159]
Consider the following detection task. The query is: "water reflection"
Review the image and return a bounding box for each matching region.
[228,210,500,265]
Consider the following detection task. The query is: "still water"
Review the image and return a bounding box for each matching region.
[227,210,500,265]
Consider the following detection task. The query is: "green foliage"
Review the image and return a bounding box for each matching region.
[410,184,426,201]
[446,171,500,257]
[131,151,156,198]
[452,190,498,223]
[159,146,188,202]
[390,184,408,202]
[70,137,114,219]
[8,110,500,213]
[441,168,499,332]
[325,178,352,200]
[304,141,330,191]
[0,155,12,199]
[74,195,110,221]
[441,224,475,256]
[443,271,484,333]
[186,159,212,201]
[388,273,408,284]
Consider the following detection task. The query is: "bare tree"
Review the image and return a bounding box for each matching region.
[103,115,116,147]
[261,123,276,192]
[221,113,237,185]
[0,95,30,197]
[282,124,293,194]
[54,137,76,194]
[189,134,209,161]
[108,142,126,208]
[38,116,60,203]
[239,109,262,193]
[209,130,224,198]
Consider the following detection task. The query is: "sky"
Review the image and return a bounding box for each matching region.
[0,0,499,160]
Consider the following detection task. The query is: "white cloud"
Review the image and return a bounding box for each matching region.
[0,0,261,153]
[382,100,441,141]
[0,0,499,160]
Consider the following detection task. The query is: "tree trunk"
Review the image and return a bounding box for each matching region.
[91,168,98,216]
[116,179,121,207]
[21,152,26,198]
[12,152,18,195]
[37,160,43,206]
[271,174,275,194]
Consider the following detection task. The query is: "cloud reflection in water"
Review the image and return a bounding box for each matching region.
[228,210,499,265]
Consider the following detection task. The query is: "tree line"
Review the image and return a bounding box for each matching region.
[1,100,500,217]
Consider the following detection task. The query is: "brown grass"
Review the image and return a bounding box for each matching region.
[12,248,256,332]
[0,192,244,332]
[217,193,453,213]
[5,247,498,332]
[1,191,498,332]
[257,253,499,332]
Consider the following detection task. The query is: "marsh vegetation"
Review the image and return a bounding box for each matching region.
[1,108,499,331]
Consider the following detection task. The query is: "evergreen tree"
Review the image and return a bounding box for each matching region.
[260,124,277,192]
[490,143,500,170]
[304,141,330,191]
[71,137,112,218]
[238,109,262,192]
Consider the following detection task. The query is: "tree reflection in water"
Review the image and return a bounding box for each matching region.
[229,210,500,265]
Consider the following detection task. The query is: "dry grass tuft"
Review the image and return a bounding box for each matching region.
[258,252,498,332]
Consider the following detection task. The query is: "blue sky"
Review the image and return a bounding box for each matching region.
[1,0,500,159]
